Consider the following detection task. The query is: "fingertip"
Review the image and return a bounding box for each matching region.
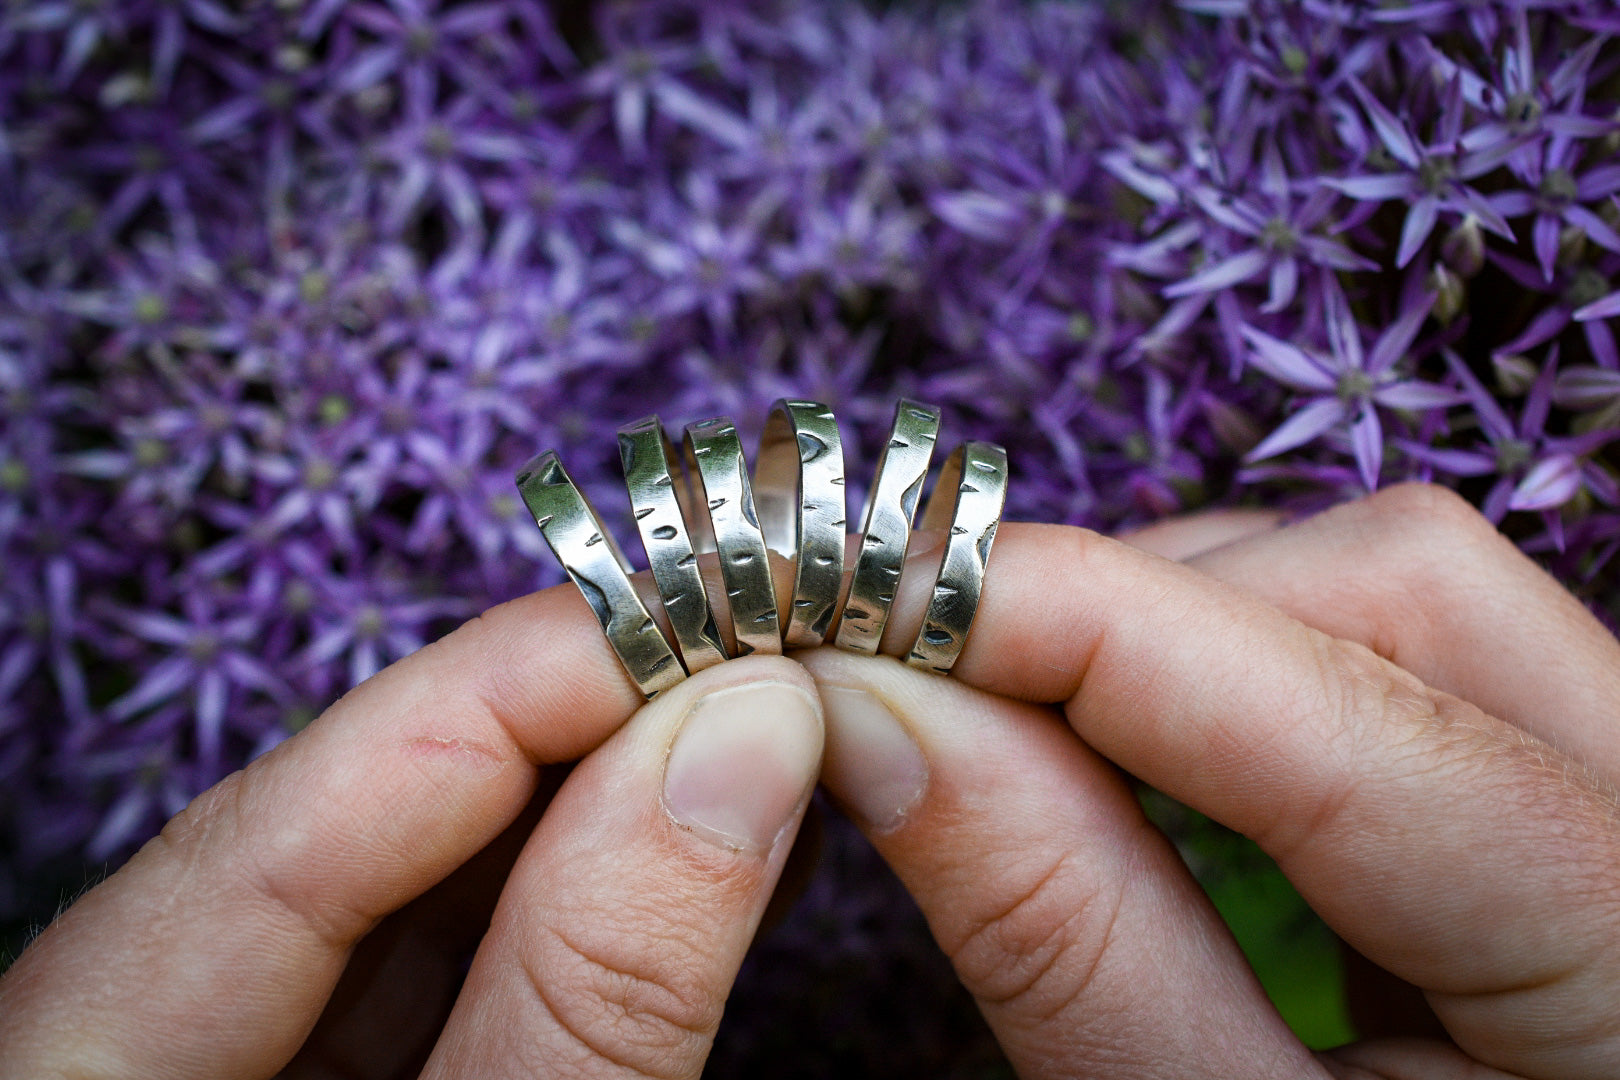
[660,673,823,854]
[818,681,929,833]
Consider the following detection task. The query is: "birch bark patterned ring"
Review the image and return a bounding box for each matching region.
[683,416,782,657]
[754,399,847,649]
[835,399,941,655]
[903,440,1008,675]
[515,450,686,698]
[617,415,729,673]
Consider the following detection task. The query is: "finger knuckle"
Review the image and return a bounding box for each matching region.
[154,767,375,952]
[148,768,242,860]
[1046,526,1124,697]
[1331,485,1502,655]
[522,908,719,1080]
[943,850,1121,1026]
[1060,525,1120,588]
[1451,725,1620,920]
[1347,482,1501,603]
[1300,635,1620,906]
[1252,633,1438,859]
[1356,481,1490,541]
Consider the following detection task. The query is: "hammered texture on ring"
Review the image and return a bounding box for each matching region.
[515,450,686,698]
[755,399,847,648]
[835,399,940,654]
[617,415,729,673]
[905,440,1008,674]
[684,416,782,657]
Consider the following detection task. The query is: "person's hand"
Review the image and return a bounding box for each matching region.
[0,581,827,1078]
[802,482,1620,1079]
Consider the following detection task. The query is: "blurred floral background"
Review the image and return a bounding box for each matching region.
[2,0,1618,1071]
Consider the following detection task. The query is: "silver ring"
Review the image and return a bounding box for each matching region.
[617,416,729,673]
[683,417,782,656]
[905,440,1008,675]
[835,399,941,654]
[754,399,847,648]
[515,450,686,698]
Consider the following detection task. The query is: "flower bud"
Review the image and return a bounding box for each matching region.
[1116,274,1160,325]
[1573,400,1620,437]
[99,72,153,108]
[1429,263,1466,326]
[133,293,168,325]
[1199,391,1262,453]
[1440,215,1485,278]
[1604,106,1620,156]
[275,44,312,74]
[0,458,29,494]
[1559,224,1588,268]
[1493,352,1538,397]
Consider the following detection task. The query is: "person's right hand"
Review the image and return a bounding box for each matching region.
[804,483,1620,1080]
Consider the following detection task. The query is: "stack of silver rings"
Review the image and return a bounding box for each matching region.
[514,400,1008,699]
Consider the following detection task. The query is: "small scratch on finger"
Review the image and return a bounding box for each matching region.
[401,734,511,773]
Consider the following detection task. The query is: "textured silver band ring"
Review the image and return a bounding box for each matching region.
[754,398,847,648]
[905,440,1008,675]
[835,399,941,654]
[617,415,729,673]
[683,417,782,656]
[515,450,686,698]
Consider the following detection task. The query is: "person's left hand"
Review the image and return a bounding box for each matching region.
[0,581,825,1079]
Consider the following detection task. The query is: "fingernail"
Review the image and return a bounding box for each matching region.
[663,682,821,852]
[819,686,927,832]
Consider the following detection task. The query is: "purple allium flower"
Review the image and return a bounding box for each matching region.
[1241,281,1461,489]
[1326,77,1520,269]
[1406,347,1618,542]
[296,558,470,694]
[1489,141,1620,284]
[1488,246,1620,370]
[4,0,1620,1067]
[1574,278,1620,332]
[1166,142,1377,314]
[103,589,291,772]
[1421,9,1613,177]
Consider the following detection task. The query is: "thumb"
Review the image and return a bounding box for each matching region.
[420,654,823,1079]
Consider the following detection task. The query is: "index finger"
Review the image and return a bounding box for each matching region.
[0,583,642,1080]
[878,522,1620,1079]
